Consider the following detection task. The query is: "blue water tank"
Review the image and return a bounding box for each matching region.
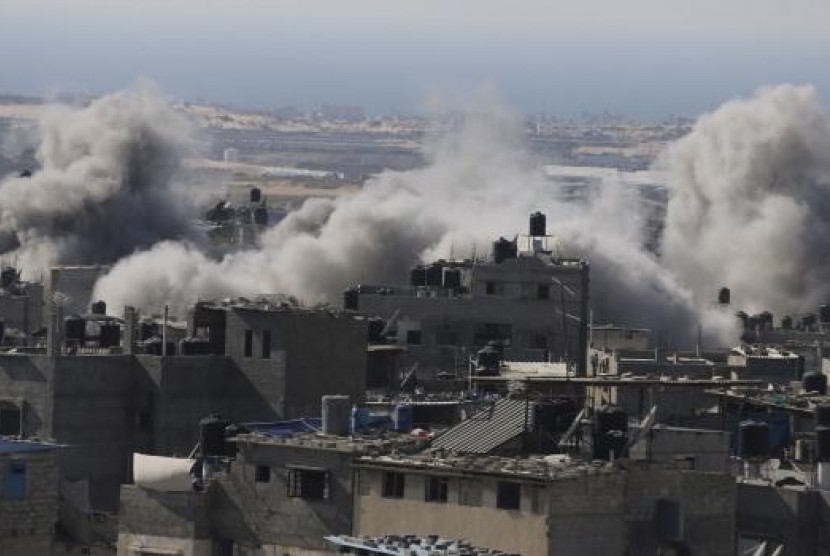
[350,406,371,434]
[393,404,414,433]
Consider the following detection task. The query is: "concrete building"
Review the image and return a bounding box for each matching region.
[0,299,368,510]
[0,437,61,555]
[353,453,736,555]
[0,268,44,338]
[348,234,589,378]
[117,422,426,556]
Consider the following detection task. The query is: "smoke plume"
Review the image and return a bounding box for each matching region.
[80,83,830,345]
[0,86,201,274]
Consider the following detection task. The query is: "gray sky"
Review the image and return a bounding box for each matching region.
[1,0,828,117]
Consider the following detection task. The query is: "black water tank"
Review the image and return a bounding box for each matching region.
[253,206,268,225]
[250,187,262,203]
[425,264,443,287]
[200,414,231,457]
[782,316,793,330]
[0,267,18,289]
[65,316,86,342]
[476,345,502,375]
[442,267,461,289]
[821,305,830,323]
[597,405,628,435]
[816,426,830,462]
[803,372,828,395]
[493,237,517,264]
[815,405,830,428]
[99,323,120,348]
[367,318,384,343]
[529,211,546,237]
[343,288,359,311]
[738,420,770,460]
[91,300,107,315]
[593,405,628,461]
[718,287,731,305]
[410,266,426,287]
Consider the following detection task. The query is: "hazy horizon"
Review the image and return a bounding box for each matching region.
[1,0,829,117]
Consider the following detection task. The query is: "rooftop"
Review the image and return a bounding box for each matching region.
[709,388,830,417]
[324,534,515,556]
[354,452,617,482]
[430,398,531,454]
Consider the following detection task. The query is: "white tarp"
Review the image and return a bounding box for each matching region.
[133,453,195,492]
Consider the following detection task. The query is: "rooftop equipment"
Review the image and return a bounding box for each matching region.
[250,187,262,203]
[738,420,770,461]
[529,211,547,237]
[91,300,107,315]
[718,287,731,305]
[442,267,462,290]
[803,372,828,395]
[492,237,517,264]
[593,405,628,461]
[343,288,359,311]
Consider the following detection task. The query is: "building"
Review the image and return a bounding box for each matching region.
[347,220,590,378]
[353,453,736,555]
[0,266,44,339]
[117,418,426,556]
[0,437,61,555]
[0,298,368,510]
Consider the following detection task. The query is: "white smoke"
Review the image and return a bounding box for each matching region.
[0,85,202,274]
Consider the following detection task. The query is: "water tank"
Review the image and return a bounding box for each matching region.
[476,344,502,375]
[99,323,120,348]
[393,404,414,433]
[738,420,770,460]
[0,266,18,289]
[200,414,231,457]
[322,395,351,436]
[442,267,461,289]
[367,318,384,343]
[717,287,731,305]
[815,405,830,428]
[821,305,830,323]
[529,211,546,237]
[65,316,86,342]
[593,405,628,461]
[253,206,268,225]
[91,300,107,315]
[350,406,371,434]
[410,266,427,287]
[343,288,359,311]
[782,316,793,330]
[250,187,262,203]
[425,264,443,287]
[493,237,517,264]
[803,372,828,395]
[816,426,830,462]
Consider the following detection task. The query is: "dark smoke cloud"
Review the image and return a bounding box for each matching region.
[0,86,203,274]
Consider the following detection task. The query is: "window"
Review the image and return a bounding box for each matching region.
[497,481,521,510]
[0,402,21,436]
[537,284,550,300]
[425,476,448,503]
[287,468,329,499]
[405,330,422,345]
[261,330,271,359]
[382,472,405,498]
[243,330,253,357]
[4,460,27,499]
[485,281,505,295]
[255,465,271,483]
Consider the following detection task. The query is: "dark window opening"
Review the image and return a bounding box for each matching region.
[486,281,496,295]
[425,476,448,503]
[497,481,521,510]
[261,330,271,359]
[406,330,422,345]
[382,472,405,498]
[4,460,27,499]
[537,284,550,300]
[243,330,253,358]
[288,468,329,499]
[255,465,271,483]
[0,404,22,436]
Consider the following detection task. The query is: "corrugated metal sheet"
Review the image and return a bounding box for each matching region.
[430,398,531,454]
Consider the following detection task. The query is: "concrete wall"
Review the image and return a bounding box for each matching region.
[0,449,59,556]
[212,441,357,551]
[354,467,549,556]
[629,426,731,473]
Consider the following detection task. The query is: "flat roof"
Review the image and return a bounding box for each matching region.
[708,389,829,417]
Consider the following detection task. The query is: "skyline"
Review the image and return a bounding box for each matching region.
[1,0,829,117]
